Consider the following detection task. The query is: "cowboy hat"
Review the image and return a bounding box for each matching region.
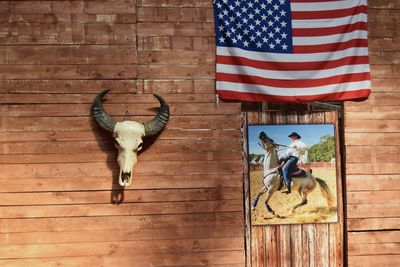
[288,132,301,139]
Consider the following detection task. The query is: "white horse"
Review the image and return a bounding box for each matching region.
[252,131,334,215]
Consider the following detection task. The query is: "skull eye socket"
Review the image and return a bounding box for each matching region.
[137,142,143,151]
[114,141,120,148]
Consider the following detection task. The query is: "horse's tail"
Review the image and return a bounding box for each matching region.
[316,177,335,207]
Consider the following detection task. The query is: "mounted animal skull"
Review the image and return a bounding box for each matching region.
[91,89,170,187]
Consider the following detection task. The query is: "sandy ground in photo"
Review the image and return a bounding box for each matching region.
[250,167,338,225]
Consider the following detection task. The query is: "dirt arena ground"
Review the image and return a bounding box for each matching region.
[250,167,338,225]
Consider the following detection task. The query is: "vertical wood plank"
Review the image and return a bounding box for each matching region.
[252,227,266,267]
[264,226,278,267]
[243,111,252,267]
[244,105,344,267]
[278,225,291,267]
[303,224,314,267]
[291,225,303,267]
[328,110,344,267]
[315,224,329,267]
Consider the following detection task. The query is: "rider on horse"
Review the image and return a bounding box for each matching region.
[280,132,308,194]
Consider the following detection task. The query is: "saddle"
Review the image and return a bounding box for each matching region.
[291,168,307,178]
[278,166,312,179]
[277,166,311,191]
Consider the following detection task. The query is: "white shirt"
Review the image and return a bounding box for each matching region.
[282,139,308,163]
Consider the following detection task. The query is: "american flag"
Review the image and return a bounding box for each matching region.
[213,0,371,102]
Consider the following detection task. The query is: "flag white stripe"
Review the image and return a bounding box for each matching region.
[292,13,367,29]
[293,30,367,45]
[216,47,369,63]
[217,80,371,96]
[291,0,366,12]
[217,63,370,80]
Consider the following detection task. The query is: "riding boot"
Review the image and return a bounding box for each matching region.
[283,182,291,194]
[277,177,285,191]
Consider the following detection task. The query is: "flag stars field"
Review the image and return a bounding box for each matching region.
[214,0,292,53]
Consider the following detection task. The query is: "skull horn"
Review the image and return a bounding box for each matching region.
[91,89,117,132]
[144,94,170,136]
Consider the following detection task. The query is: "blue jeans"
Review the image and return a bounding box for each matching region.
[282,156,298,191]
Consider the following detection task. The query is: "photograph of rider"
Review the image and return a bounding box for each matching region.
[280,132,308,194]
[248,124,337,225]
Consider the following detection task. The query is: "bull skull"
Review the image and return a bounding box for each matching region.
[91,89,170,187]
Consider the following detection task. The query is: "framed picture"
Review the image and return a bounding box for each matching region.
[248,124,338,225]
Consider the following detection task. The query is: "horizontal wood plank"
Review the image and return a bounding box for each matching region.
[0,160,242,178]
[348,231,400,244]
[1,115,241,131]
[0,129,240,142]
[137,7,213,23]
[346,163,400,175]
[348,255,400,267]
[0,139,241,155]
[346,174,400,191]
[0,93,217,104]
[138,0,212,8]
[345,132,400,146]
[344,93,400,107]
[0,14,136,24]
[0,252,245,267]
[346,146,400,163]
[347,191,400,204]
[347,203,400,218]
[0,45,136,65]
[0,237,244,259]
[0,22,136,45]
[0,80,138,94]
[137,22,214,37]
[0,188,242,206]
[138,50,214,64]
[0,151,241,164]
[138,64,215,79]
[344,119,400,133]
[0,64,136,80]
[0,225,244,245]
[348,242,400,256]
[0,199,242,218]
[347,218,400,231]
[1,212,243,233]
[2,102,240,117]
[0,175,242,193]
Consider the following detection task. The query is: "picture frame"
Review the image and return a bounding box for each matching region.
[248,124,339,225]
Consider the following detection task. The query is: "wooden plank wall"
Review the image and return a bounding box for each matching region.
[0,1,245,266]
[242,106,344,267]
[344,1,400,266]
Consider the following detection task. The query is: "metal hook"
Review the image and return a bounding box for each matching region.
[123,105,131,121]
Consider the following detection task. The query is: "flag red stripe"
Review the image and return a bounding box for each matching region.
[291,5,367,20]
[218,89,371,103]
[292,22,368,37]
[216,72,370,88]
[293,39,368,53]
[216,55,369,71]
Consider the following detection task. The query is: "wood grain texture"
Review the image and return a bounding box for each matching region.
[343,3,400,266]
[2,0,399,266]
[0,0,244,266]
